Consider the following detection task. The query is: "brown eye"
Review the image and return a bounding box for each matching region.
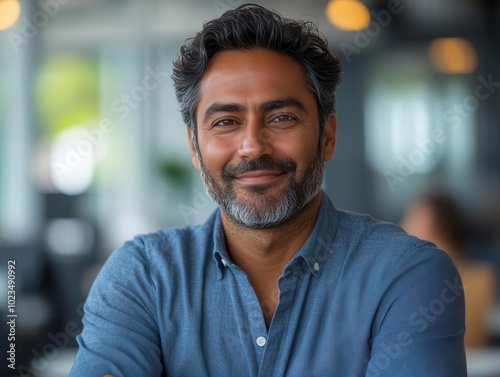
[214,119,238,128]
[270,114,297,125]
[274,115,295,122]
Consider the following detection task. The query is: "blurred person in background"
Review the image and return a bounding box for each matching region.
[402,192,498,348]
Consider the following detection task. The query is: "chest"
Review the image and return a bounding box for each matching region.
[157,267,373,377]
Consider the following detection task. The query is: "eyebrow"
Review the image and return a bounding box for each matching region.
[203,103,245,123]
[259,97,307,113]
[202,97,308,124]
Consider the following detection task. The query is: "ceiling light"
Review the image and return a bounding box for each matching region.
[429,38,477,74]
[326,0,371,31]
[0,0,21,31]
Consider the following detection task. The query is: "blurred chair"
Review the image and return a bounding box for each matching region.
[401,192,498,348]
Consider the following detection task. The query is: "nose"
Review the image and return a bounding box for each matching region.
[238,119,273,160]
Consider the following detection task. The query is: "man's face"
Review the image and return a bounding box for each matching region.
[190,49,336,228]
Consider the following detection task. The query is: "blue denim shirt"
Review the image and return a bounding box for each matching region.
[70,193,466,377]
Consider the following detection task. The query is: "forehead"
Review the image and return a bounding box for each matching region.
[196,49,314,117]
[203,48,306,75]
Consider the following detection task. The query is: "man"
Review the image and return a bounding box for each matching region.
[70,4,466,377]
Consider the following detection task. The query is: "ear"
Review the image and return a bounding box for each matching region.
[187,127,200,170]
[323,114,337,162]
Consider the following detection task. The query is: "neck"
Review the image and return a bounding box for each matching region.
[221,192,323,328]
[221,192,322,275]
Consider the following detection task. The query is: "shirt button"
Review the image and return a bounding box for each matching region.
[313,262,320,271]
[256,336,266,347]
[221,259,228,267]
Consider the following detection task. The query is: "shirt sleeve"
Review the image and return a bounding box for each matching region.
[366,246,467,377]
[69,238,163,377]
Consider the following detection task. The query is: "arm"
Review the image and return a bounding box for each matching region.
[69,239,163,377]
[366,248,467,376]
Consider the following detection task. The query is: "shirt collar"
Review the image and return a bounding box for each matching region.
[211,191,339,279]
[212,209,237,280]
[287,191,339,277]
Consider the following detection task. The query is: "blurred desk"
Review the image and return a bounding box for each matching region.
[467,349,500,377]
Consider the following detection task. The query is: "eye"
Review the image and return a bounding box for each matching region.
[213,119,239,128]
[270,114,297,124]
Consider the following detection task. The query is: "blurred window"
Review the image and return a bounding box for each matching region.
[0,29,40,242]
[364,68,476,185]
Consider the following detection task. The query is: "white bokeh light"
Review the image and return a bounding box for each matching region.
[50,127,95,195]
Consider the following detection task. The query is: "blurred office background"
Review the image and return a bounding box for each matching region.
[0,0,499,375]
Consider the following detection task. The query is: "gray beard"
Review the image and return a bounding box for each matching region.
[198,152,324,229]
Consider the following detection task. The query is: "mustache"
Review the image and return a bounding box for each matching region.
[222,156,297,180]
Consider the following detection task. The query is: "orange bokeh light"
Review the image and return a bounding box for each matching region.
[0,0,21,31]
[326,0,371,31]
[429,38,478,74]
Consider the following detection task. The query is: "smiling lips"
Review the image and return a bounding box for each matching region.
[234,170,285,184]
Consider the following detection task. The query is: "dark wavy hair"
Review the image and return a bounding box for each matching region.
[171,4,342,144]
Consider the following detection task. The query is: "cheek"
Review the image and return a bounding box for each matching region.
[273,134,318,162]
[199,137,235,170]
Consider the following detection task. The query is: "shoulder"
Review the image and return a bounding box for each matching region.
[330,208,456,286]
[331,211,465,339]
[335,208,448,260]
[103,212,217,275]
